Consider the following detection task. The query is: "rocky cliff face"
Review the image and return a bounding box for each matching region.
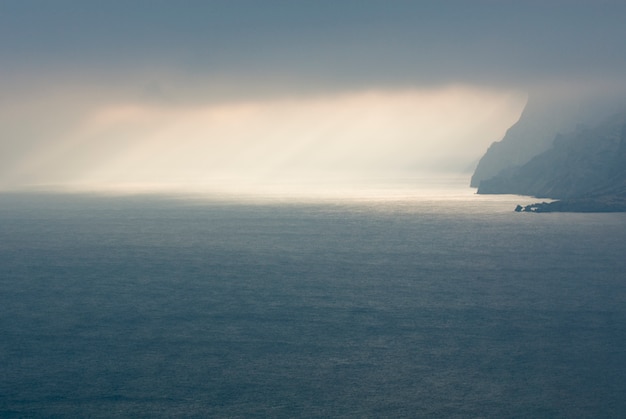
[471,88,626,188]
[478,112,626,200]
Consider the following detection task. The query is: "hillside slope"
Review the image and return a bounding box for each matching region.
[478,112,626,212]
[471,88,626,188]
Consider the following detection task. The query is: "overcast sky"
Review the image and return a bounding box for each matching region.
[1,1,625,190]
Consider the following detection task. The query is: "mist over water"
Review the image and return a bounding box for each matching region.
[2,181,626,417]
[0,87,525,191]
[3,2,626,415]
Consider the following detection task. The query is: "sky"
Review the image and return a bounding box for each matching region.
[1,0,626,191]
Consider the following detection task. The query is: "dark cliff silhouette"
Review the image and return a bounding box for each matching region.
[478,111,626,212]
[471,87,626,187]
[471,85,626,212]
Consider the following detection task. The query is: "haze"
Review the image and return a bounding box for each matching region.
[2,1,625,193]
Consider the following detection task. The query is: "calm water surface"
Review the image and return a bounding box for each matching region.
[1,184,626,417]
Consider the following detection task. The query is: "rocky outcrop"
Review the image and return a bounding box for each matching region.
[515,196,626,213]
[478,111,626,212]
[471,87,626,188]
[478,112,626,197]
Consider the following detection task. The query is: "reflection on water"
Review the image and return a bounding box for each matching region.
[1,181,625,417]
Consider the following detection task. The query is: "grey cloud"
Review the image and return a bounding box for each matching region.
[2,0,626,95]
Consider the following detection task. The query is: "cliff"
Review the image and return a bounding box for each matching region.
[478,111,626,212]
[471,88,626,188]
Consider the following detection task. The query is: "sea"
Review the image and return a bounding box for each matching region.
[1,179,626,418]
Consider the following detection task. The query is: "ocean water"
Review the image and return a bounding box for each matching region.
[1,184,626,417]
